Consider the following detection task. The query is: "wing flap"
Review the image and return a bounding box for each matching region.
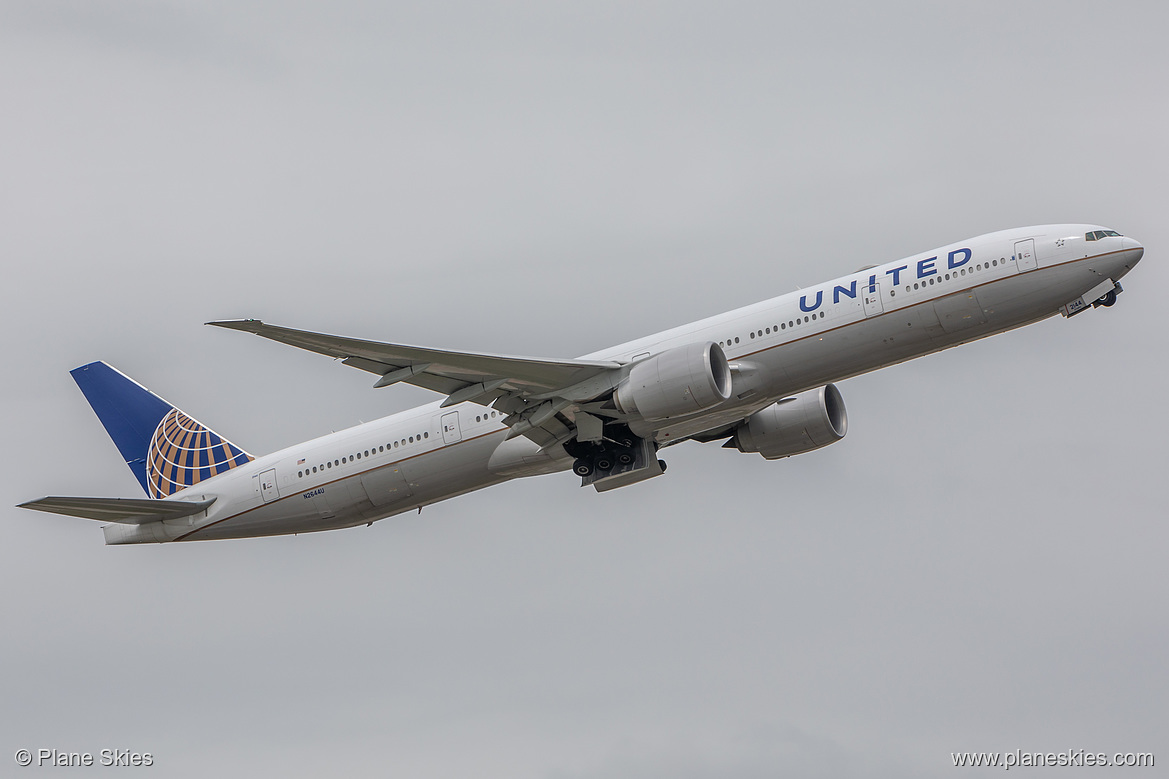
[18,496,216,524]
[339,355,469,395]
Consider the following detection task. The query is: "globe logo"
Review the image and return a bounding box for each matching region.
[146,409,253,498]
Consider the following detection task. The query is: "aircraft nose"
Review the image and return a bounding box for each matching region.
[1122,236,1144,259]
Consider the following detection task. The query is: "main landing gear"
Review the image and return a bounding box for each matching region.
[566,424,640,478]
[565,423,665,487]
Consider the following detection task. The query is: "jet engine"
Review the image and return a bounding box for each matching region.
[729,384,847,459]
[614,342,732,422]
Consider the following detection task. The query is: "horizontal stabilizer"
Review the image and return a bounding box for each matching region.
[17,496,216,524]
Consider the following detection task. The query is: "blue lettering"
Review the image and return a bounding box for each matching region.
[917,257,937,278]
[799,290,823,312]
[948,248,971,269]
[885,265,908,285]
[867,274,878,292]
[833,281,857,303]
[303,488,324,499]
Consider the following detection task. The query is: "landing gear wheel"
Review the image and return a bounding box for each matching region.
[1098,290,1118,307]
[616,450,635,465]
[594,456,613,472]
[658,459,668,472]
[573,459,594,477]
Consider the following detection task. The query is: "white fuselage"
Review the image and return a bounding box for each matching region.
[103,224,1143,544]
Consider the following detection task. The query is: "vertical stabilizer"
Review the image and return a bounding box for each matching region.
[70,362,254,498]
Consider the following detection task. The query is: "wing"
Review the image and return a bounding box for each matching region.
[18,496,216,524]
[207,319,627,448]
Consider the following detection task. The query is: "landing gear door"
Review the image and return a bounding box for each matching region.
[862,280,884,317]
[441,411,461,444]
[1014,239,1037,272]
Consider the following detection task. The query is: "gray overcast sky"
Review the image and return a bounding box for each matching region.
[2,2,1166,777]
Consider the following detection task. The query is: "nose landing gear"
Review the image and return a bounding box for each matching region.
[1060,280,1123,318]
[1094,289,1118,308]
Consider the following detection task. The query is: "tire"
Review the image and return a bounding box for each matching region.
[595,456,613,472]
[573,459,593,477]
[1099,290,1117,307]
[616,450,635,465]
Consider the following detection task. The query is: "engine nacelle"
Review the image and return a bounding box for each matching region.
[614,342,732,422]
[731,384,847,459]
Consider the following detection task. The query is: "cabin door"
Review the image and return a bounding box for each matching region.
[441,411,462,444]
[1014,239,1037,272]
[259,468,280,502]
[862,280,884,317]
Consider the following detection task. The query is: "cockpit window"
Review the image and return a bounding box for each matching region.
[1086,230,1122,241]
[1103,230,1121,237]
[1086,231,1098,241]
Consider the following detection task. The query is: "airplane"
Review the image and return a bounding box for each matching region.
[19,225,1144,544]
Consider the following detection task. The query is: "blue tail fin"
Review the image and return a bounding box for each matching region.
[71,362,254,498]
